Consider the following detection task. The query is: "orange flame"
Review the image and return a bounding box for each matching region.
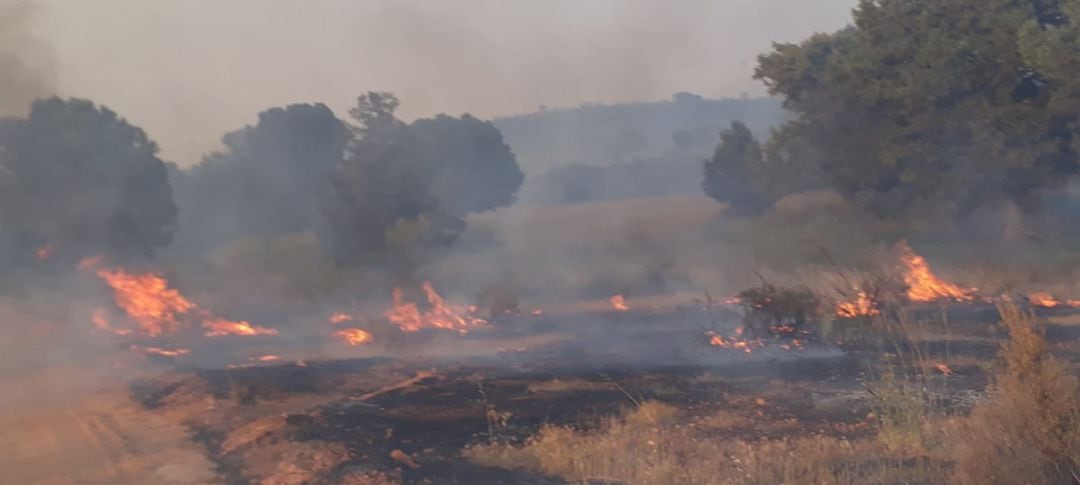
[90,308,132,336]
[836,291,880,317]
[1026,292,1080,308]
[35,244,55,262]
[935,363,953,375]
[202,317,278,337]
[897,241,975,302]
[1027,292,1060,308]
[137,346,191,357]
[706,330,763,354]
[609,294,629,312]
[250,355,281,362]
[329,312,354,325]
[94,268,195,336]
[385,282,486,334]
[77,255,104,271]
[334,328,373,346]
[85,261,275,338]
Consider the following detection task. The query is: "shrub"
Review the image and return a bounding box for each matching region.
[952,303,1080,484]
[738,283,819,337]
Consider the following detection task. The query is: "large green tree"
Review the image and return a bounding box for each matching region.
[322,92,523,266]
[174,103,347,251]
[702,121,769,215]
[755,0,1080,218]
[0,98,177,268]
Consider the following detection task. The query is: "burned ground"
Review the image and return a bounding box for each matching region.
[119,302,1080,484]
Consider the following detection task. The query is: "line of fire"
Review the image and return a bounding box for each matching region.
[2,2,1080,484]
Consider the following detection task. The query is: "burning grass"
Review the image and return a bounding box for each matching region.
[737,283,818,337]
[84,260,276,340]
[385,282,486,334]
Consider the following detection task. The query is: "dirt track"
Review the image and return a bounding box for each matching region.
[0,367,220,485]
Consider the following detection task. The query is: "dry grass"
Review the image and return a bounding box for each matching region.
[465,401,947,485]
[951,303,1080,484]
[466,299,1080,485]
[862,310,954,455]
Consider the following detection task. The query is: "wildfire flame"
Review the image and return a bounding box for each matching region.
[609,294,629,312]
[1026,292,1080,308]
[78,255,103,270]
[83,260,276,338]
[329,312,354,325]
[1028,292,1061,308]
[137,346,191,358]
[897,241,975,302]
[385,282,486,334]
[250,355,281,362]
[706,329,763,354]
[202,317,278,337]
[35,244,55,262]
[836,291,880,318]
[94,268,195,336]
[90,308,132,335]
[334,328,373,346]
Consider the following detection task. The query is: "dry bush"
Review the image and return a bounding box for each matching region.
[737,283,819,337]
[465,401,948,485]
[952,303,1080,484]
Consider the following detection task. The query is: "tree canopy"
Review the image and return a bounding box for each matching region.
[0,98,177,268]
[173,103,347,251]
[321,92,523,266]
[754,0,1080,217]
[702,121,769,215]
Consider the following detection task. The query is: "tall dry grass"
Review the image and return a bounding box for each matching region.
[465,401,947,485]
[952,303,1080,484]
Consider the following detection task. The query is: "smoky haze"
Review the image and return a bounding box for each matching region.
[0,0,54,116]
[37,0,856,165]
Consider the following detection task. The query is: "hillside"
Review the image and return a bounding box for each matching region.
[493,94,784,172]
[492,93,785,205]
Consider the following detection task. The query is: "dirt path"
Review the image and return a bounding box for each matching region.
[0,367,220,485]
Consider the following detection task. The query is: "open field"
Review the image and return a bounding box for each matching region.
[3,195,1080,484]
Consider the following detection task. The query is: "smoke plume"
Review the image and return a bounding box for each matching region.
[0,0,54,116]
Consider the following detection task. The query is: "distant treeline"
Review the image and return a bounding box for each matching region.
[494,93,785,204]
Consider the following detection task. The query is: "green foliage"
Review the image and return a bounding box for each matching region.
[702,121,770,215]
[174,103,347,251]
[322,92,523,268]
[755,0,1080,218]
[0,97,177,268]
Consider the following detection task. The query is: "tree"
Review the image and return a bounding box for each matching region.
[755,0,1080,219]
[174,103,347,251]
[0,97,177,268]
[702,121,769,215]
[321,92,523,267]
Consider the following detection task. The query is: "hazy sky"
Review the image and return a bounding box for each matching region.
[22,0,856,165]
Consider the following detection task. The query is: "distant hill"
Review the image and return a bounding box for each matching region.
[493,93,785,172]
[492,93,786,205]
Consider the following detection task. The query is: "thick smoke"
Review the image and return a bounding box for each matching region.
[0,0,54,116]
[39,0,854,165]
